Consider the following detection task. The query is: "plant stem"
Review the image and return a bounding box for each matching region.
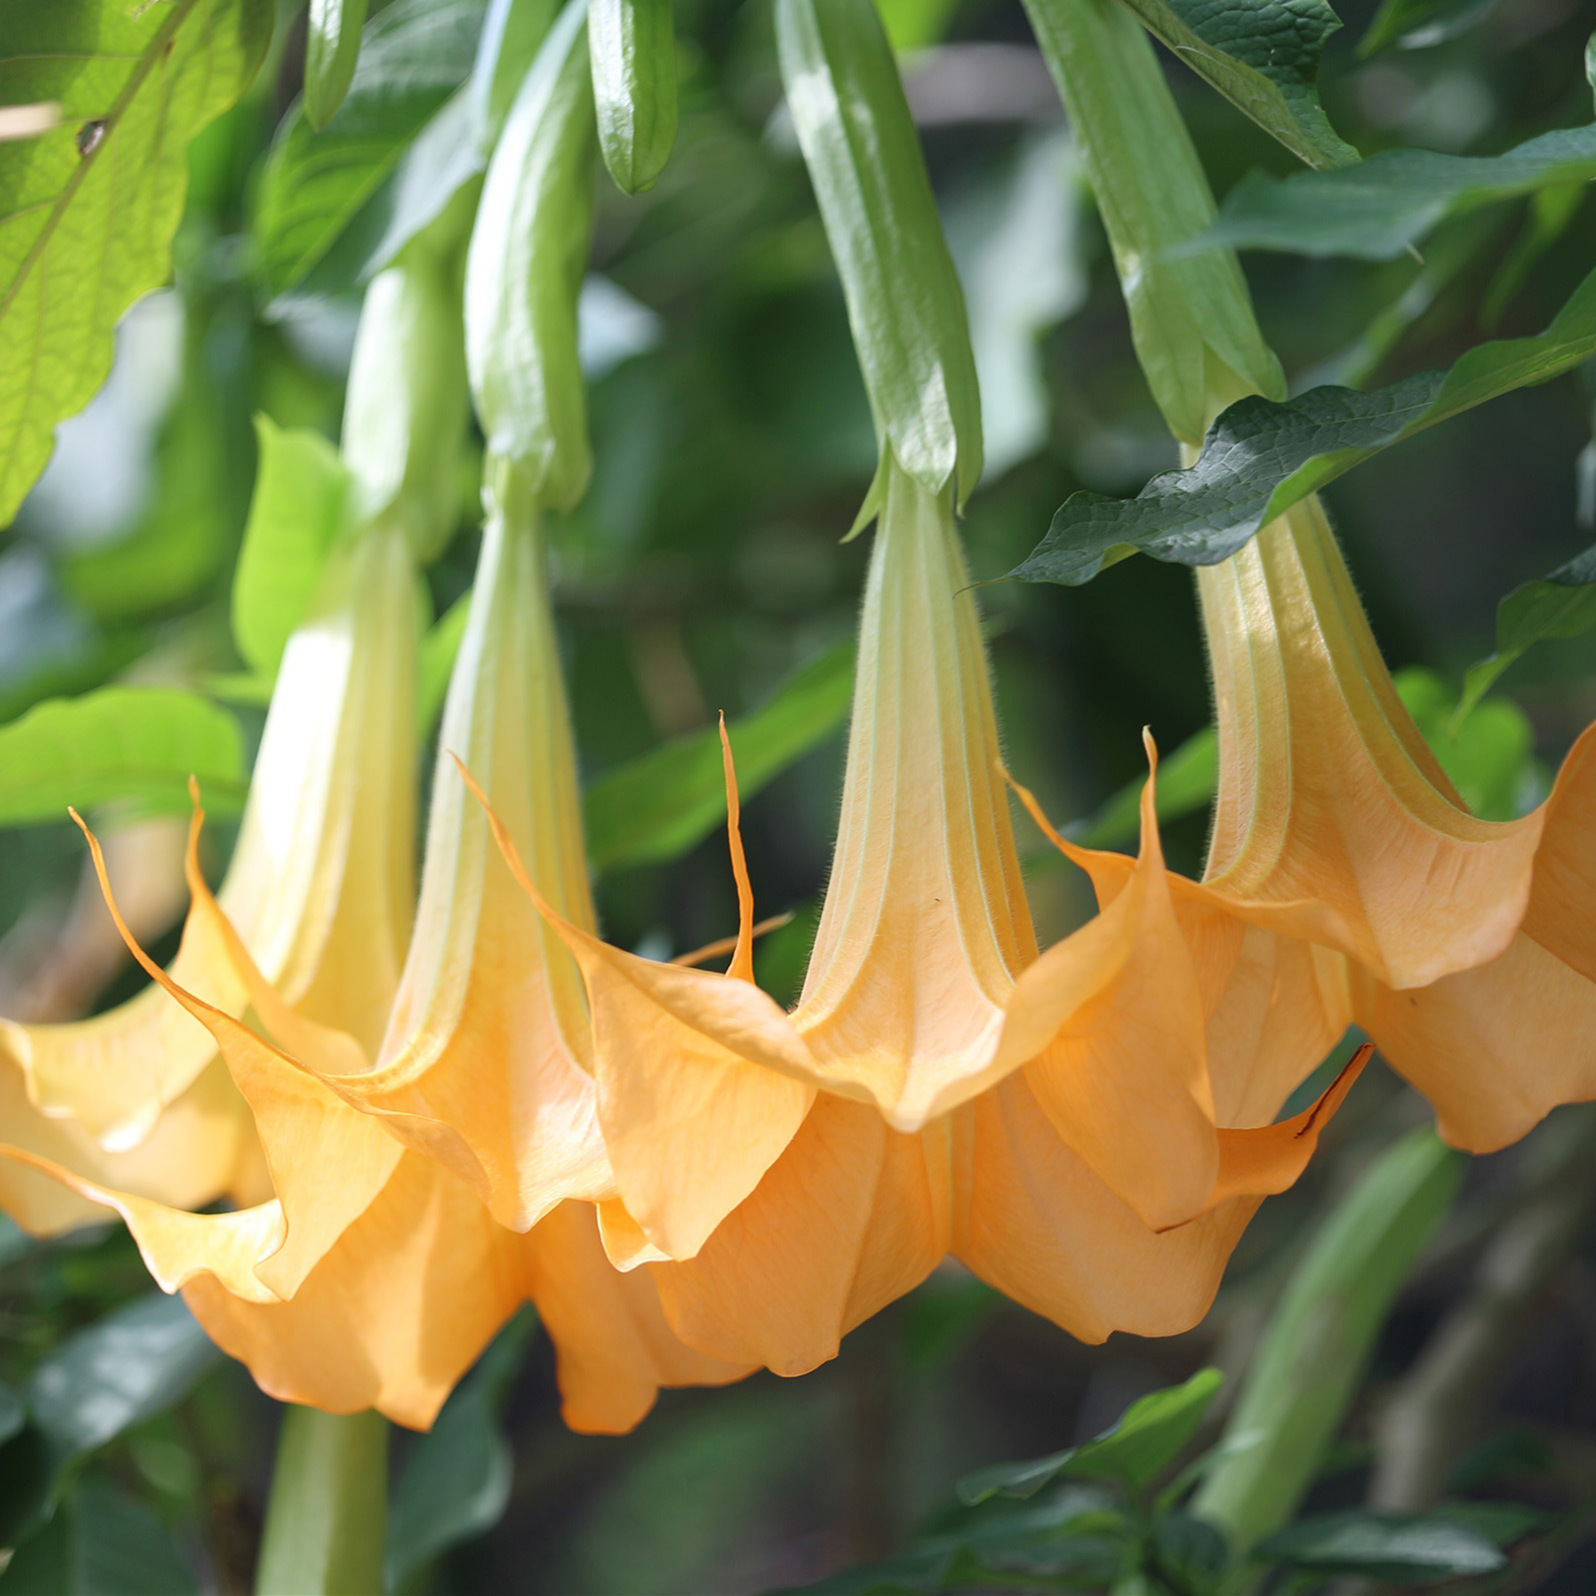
[1192,1128,1464,1572]
[255,1406,388,1596]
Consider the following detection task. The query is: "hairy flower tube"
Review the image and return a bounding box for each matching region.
[1196,495,1596,1149]
[479,452,1363,1383]
[0,503,419,1237]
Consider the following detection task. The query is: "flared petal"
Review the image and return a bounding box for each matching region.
[524,1200,753,1434]
[1199,496,1541,990]
[953,1071,1348,1339]
[185,1154,526,1430]
[0,1059,261,1237]
[648,1093,952,1376]
[792,458,1039,1128]
[328,498,611,1231]
[2,522,419,1149]
[1522,720,1596,986]
[464,759,814,1260]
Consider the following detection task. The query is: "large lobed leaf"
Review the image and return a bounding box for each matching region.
[0,0,272,526]
[1008,264,1596,585]
[1204,122,1596,259]
[1115,0,1358,170]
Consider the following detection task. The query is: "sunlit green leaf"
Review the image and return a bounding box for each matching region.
[253,0,487,295]
[1113,0,1358,170]
[1068,727,1217,851]
[585,642,854,875]
[305,0,370,130]
[777,0,983,505]
[959,1369,1224,1503]
[873,0,961,48]
[0,0,272,525]
[1257,1510,1505,1582]
[0,686,245,825]
[591,0,677,194]
[232,418,352,682]
[1460,541,1596,717]
[1008,264,1596,585]
[1203,123,1596,260]
[465,0,596,507]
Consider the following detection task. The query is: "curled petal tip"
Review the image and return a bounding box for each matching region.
[1140,725,1159,772]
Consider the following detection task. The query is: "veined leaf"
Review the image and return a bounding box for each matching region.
[584,641,855,874]
[1008,264,1596,585]
[306,0,371,130]
[0,0,272,526]
[1460,540,1596,717]
[253,0,487,296]
[1115,0,1358,171]
[0,687,244,825]
[959,1370,1224,1503]
[591,0,678,195]
[1204,122,1596,260]
[777,0,983,506]
[232,418,352,681]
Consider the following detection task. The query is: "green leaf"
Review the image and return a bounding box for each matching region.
[0,0,272,525]
[585,641,855,875]
[1203,123,1596,260]
[1008,264,1596,585]
[256,1409,387,1596]
[232,418,352,682]
[1360,0,1502,56]
[1192,1131,1465,1553]
[253,0,488,296]
[776,0,983,505]
[0,1295,220,1545]
[1460,540,1596,717]
[1069,727,1218,851]
[1021,0,1284,444]
[873,0,961,48]
[591,0,677,195]
[959,1369,1224,1503]
[1114,0,1358,171]
[385,1314,531,1590]
[1394,668,1537,819]
[465,0,597,508]
[1150,1512,1230,1596]
[0,1384,23,1450]
[1256,1511,1506,1582]
[306,0,370,130]
[0,1479,198,1596]
[0,686,245,826]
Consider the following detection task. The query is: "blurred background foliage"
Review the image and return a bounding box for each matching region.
[4,0,1596,1590]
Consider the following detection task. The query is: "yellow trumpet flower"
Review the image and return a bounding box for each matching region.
[483,450,1362,1315]
[0,516,419,1235]
[1192,495,1596,1150]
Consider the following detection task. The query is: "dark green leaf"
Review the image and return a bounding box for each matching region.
[1430,1499,1554,1548]
[1257,1510,1506,1582]
[1203,124,1596,260]
[584,641,854,875]
[1151,1512,1230,1596]
[1114,0,1358,170]
[1460,540,1596,717]
[0,687,246,825]
[1360,0,1503,56]
[465,0,596,507]
[0,1385,22,1450]
[0,1479,198,1595]
[776,0,982,505]
[0,0,272,524]
[1448,1430,1555,1493]
[959,1369,1224,1503]
[306,0,370,129]
[592,0,677,195]
[385,1315,531,1590]
[232,418,352,683]
[253,0,487,296]
[1009,265,1596,585]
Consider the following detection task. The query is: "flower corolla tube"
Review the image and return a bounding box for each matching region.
[0,510,748,1431]
[1191,494,1596,1150]
[482,452,1362,1378]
